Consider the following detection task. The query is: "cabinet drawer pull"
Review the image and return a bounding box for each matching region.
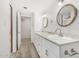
[64,48,79,56]
[64,50,68,55]
[71,48,76,52]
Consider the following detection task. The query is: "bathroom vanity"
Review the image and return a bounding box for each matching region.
[33,32,79,58]
[31,1,79,58]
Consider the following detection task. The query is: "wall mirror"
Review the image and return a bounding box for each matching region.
[42,15,48,28]
[57,4,77,27]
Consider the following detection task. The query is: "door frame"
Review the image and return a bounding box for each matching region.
[16,11,34,50]
[16,12,19,51]
[10,4,13,53]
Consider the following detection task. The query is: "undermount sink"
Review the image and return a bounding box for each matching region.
[39,31,73,40]
[47,33,72,40]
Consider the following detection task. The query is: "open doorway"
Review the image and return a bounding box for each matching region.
[16,15,32,57]
[21,16,31,41]
[17,15,39,58]
[16,12,32,51]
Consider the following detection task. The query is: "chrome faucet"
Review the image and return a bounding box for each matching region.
[55,28,63,37]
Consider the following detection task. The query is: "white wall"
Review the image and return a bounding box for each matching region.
[30,0,58,32]
[0,0,10,57]
[61,0,79,38]
[41,0,59,33]
[45,0,79,39]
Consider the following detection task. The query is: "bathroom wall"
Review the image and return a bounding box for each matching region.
[27,0,79,39]
[41,0,59,33]
[31,0,58,32]
[0,0,10,57]
[45,0,79,39]
[61,0,79,38]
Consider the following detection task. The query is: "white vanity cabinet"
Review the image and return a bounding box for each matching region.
[34,34,60,58]
[33,32,79,58]
[42,39,60,58]
[33,34,43,57]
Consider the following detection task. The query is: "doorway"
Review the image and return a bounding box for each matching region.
[16,12,32,51]
[16,16,32,57]
[21,16,31,40]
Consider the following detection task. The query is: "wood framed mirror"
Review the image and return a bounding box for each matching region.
[57,4,77,27]
[43,16,48,28]
[42,16,48,28]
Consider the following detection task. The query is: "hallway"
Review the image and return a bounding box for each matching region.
[10,38,40,58]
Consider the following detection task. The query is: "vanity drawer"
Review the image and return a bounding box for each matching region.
[42,39,60,58]
[61,42,79,58]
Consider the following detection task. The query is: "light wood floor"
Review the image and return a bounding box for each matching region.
[10,38,40,58]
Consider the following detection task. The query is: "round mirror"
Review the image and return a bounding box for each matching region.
[42,16,48,28]
[57,4,77,27]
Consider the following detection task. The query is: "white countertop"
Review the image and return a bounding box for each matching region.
[35,32,79,46]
